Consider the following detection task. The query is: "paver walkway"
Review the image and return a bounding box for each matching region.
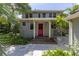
[5,36,68,56]
[5,44,67,56]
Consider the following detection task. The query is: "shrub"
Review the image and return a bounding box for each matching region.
[42,49,75,56]
[0,33,31,45]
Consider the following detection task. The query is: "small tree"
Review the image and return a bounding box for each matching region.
[55,14,69,37]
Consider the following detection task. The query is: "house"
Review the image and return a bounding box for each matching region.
[19,10,63,39]
[66,12,79,46]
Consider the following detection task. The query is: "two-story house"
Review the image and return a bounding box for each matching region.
[19,10,63,39]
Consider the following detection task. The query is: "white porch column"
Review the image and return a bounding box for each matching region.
[49,21,51,38]
[33,21,35,39]
[69,21,73,46]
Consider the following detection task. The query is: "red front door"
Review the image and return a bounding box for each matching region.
[38,23,43,36]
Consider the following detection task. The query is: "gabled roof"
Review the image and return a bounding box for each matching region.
[65,12,79,20]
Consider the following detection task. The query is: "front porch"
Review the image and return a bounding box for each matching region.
[33,19,58,44]
[30,20,57,44]
[20,18,58,42]
[33,20,54,39]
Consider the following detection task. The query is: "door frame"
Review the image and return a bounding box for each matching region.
[37,23,44,37]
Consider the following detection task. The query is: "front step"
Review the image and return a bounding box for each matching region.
[31,37,57,44]
[33,36,49,40]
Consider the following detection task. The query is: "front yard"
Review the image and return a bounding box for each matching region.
[0,33,67,56]
[0,33,78,56]
[0,33,72,56]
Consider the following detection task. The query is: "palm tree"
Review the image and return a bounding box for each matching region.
[65,4,79,14]
[0,3,31,32]
[7,3,31,35]
[0,3,31,22]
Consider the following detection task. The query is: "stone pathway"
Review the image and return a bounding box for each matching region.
[4,36,69,56]
[5,44,68,56]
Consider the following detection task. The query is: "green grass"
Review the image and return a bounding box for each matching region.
[0,33,32,45]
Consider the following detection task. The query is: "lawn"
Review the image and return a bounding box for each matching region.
[0,33,32,45]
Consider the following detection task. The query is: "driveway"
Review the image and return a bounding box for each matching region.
[5,44,67,56]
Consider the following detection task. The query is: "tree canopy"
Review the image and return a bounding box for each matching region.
[0,3,31,22]
[0,3,31,33]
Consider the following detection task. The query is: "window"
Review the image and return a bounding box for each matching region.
[51,23,56,29]
[49,13,52,17]
[26,14,28,18]
[42,13,46,18]
[53,12,56,18]
[22,22,26,26]
[29,13,32,18]
[30,23,33,30]
[38,14,40,18]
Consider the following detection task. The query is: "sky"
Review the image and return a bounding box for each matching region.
[29,3,75,10]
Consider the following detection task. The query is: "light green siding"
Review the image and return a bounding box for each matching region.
[20,21,33,38]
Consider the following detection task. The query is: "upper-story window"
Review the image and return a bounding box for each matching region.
[29,13,32,18]
[38,13,40,18]
[49,13,52,18]
[26,14,28,18]
[53,12,56,18]
[22,22,26,26]
[42,13,46,18]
